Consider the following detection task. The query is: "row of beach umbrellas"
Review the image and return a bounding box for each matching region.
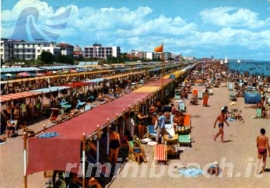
[1,69,81,79]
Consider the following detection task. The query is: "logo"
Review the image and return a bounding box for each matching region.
[10,7,71,41]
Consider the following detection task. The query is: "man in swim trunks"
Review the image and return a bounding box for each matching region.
[213,110,229,142]
[256,128,270,174]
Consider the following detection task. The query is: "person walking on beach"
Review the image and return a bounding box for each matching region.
[256,128,270,174]
[156,110,166,143]
[213,109,229,142]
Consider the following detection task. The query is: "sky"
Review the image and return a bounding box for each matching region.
[1,0,270,60]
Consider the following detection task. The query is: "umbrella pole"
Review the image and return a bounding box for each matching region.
[82,133,86,188]
[23,132,27,188]
[106,118,110,155]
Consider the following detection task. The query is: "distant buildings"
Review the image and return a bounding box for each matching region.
[57,43,74,57]
[84,43,120,59]
[73,45,83,57]
[0,38,61,62]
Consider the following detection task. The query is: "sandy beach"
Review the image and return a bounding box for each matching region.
[1,83,270,188]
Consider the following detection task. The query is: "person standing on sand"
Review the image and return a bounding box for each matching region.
[213,109,229,142]
[256,128,270,174]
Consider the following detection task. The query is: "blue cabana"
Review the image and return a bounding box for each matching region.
[244,92,261,104]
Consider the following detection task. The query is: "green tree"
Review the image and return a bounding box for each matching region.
[40,51,55,64]
[57,55,74,65]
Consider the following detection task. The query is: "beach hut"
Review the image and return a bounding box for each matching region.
[244,92,261,104]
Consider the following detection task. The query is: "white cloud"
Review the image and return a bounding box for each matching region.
[200,7,268,28]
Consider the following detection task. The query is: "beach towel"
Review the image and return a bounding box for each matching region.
[37,132,58,138]
[178,167,204,177]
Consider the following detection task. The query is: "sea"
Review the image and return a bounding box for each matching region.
[227,60,270,76]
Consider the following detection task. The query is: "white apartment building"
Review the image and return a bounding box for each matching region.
[145,52,154,60]
[84,44,120,59]
[0,38,61,62]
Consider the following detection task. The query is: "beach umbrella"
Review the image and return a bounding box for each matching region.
[45,71,53,75]
[17,72,30,77]
[1,74,7,79]
[5,73,13,77]
[36,73,45,76]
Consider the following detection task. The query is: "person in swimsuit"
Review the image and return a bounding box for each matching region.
[213,110,229,142]
[109,126,121,165]
[256,128,270,174]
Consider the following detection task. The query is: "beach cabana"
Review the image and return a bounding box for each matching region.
[244,92,261,104]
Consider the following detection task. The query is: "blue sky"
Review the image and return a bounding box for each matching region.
[1,0,270,60]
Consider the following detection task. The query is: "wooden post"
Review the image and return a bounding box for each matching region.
[23,132,27,188]
[116,113,118,132]
[96,125,100,163]
[82,133,86,188]
[106,118,110,155]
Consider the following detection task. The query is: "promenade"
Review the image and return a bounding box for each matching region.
[1,83,270,188]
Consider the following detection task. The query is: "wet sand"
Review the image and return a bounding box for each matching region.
[1,84,270,188]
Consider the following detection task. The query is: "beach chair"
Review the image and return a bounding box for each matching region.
[146,125,157,139]
[256,108,262,118]
[84,104,92,111]
[127,140,145,164]
[178,133,191,147]
[76,100,86,109]
[198,92,203,100]
[202,92,209,107]
[154,144,168,164]
[228,83,233,91]
[229,92,237,101]
[177,114,191,134]
[49,108,60,123]
[175,89,181,100]
[178,101,186,112]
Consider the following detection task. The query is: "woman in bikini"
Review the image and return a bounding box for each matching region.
[109,126,121,165]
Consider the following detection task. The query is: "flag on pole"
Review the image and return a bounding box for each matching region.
[154,43,163,52]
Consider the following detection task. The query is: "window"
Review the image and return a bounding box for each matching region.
[27,49,30,52]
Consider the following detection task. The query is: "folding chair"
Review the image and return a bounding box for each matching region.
[127,140,146,164]
[76,100,86,109]
[178,101,186,112]
[154,144,168,164]
[178,133,191,147]
[198,92,203,100]
[256,108,262,118]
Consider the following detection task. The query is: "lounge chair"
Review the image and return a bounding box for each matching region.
[228,83,233,91]
[127,140,146,164]
[177,114,191,133]
[49,108,60,123]
[154,144,168,164]
[178,101,186,112]
[198,92,203,100]
[202,92,209,107]
[256,108,262,118]
[229,92,237,101]
[178,133,191,147]
[146,125,157,139]
[76,100,86,109]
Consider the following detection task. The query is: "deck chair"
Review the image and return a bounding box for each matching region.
[229,92,237,101]
[154,144,168,164]
[127,140,146,164]
[146,125,157,138]
[198,92,203,100]
[202,93,209,107]
[256,108,262,118]
[76,100,86,109]
[178,101,186,112]
[49,108,60,123]
[178,133,191,147]
[228,83,233,91]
